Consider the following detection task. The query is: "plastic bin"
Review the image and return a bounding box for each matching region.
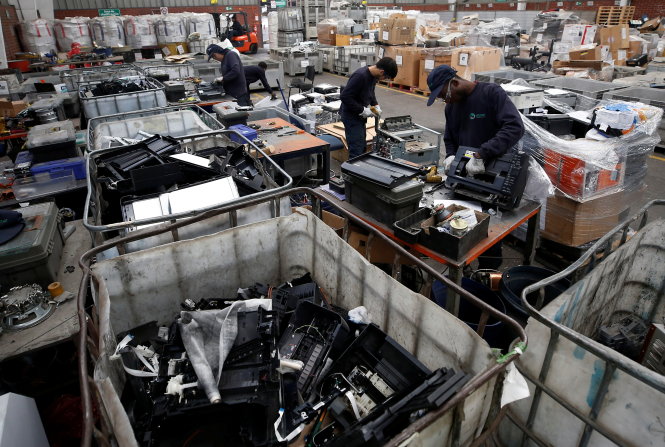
[12,172,79,202]
[26,120,78,163]
[394,206,491,260]
[79,190,526,447]
[473,69,557,84]
[0,202,63,287]
[79,77,168,119]
[529,77,627,99]
[59,64,144,92]
[87,105,222,153]
[83,130,293,254]
[143,63,195,81]
[278,31,304,48]
[342,174,423,225]
[30,156,86,180]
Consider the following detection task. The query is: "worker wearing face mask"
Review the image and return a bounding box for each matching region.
[427,65,524,176]
[427,65,524,270]
[340,57,398,159]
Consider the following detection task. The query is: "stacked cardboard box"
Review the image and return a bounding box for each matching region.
[379,14,416,46]
[392,47,422,87]
[335,34,362,46]
[0,99,27,118]
[417,46,501,91]
[317,22,337,46]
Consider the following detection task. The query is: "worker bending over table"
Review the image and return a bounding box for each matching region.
[426,65,524,269]
[207,43,251,106]
[244,62,277,101]
[340,57,398,159]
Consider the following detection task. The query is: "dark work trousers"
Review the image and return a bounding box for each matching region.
[342,117,366,159]
[235,92,251,107]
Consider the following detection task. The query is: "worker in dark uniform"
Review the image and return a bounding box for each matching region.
[339,57,398,159]
[230,14,244,38]
[207,44,250,107]
[427,64,524,269]
[244,62,277,100]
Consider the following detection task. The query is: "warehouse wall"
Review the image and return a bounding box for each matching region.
[1,4,21,60]
[631,0,665,20]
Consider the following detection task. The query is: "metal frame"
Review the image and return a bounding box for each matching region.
[506,199,665,447]
[58,63,144,92]
[83,128,294,235]
[76,187,528,447]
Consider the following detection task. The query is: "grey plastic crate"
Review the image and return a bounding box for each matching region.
[530,77,626,99]
[473,69,557,85]
[277,31,304,48]
[269,48,322,76]
[59,64,144,92]
[79,77,168,119]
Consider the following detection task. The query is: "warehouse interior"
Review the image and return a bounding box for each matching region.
[0,0,664,446]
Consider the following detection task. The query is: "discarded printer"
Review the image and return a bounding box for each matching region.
[445,145,529,210]
[115,273,470,446]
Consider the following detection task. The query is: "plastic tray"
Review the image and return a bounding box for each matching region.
[79,77,167,119]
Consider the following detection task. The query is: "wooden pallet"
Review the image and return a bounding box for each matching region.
[596,6,635,26]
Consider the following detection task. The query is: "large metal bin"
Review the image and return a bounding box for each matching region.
[473,69,557,85]
[87,105,222,153]
[59,64,144,92]
[529,76,627,99]
[77,187,527,447]
[143,62,195,80]
[83,129,293,254]
[79,77,167,119]
[603,86,665,145]
[269,48,323,76]
[498,200,665,447]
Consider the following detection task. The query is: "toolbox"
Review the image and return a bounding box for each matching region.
[341,153,423,225]
[394,205,490,260]
[30,156,86,180]
[228,124,258,144]
[0,202,64,287]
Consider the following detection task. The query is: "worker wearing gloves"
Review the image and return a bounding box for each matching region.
[340,57,398,159]
[244,62,277,101]
[207,44,250,106]
[427,65,524,270]
[426,65,524,176]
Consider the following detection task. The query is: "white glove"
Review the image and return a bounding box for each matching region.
[360,107,374,118]
[214,76,224,84]
[443,155,455,173]
[373,105,382,115]
[466,157,485,176]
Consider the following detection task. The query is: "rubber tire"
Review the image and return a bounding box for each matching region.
[249,43,258,54]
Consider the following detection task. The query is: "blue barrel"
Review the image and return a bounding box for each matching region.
[432,278,509,349]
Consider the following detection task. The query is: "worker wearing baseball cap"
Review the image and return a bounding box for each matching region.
[207,44,250,106]
[427,65,524,269]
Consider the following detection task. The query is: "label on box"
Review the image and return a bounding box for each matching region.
[382,31,389,41]
[504,45,510,53]
[162,46,171,56]
[330,30,334,34]
[0,81,8,95]
[458,52,469,66]
[424,59,435,70]
[617,49,626,60]
[586,0,593,4]
[536,33,543,43]
[176,45,185,55]
[155,53,163,60]
[323,54,328,62]
[301,60,309,67]
[378,47,385,58]
[53,83,67,93]
[621,28,627,39]
[396,55,403,65]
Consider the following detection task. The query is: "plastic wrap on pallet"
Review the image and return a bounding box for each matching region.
[123,15,158,49]
[19,19,56,55]
[90,16,125,48]
[268,11,278,49]
[530,10,580,42]
[278,8,303,32]
[53,17,92,52]
[155,14,188,44]
[185,13,216,39]
[466,18,521,49]
[415,13,446,44]
[317,19,337,45]
[522,97,662,203]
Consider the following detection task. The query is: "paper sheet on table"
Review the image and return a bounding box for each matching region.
[432,199,483,212]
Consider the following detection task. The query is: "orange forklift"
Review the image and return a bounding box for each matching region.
[218,11,259,54]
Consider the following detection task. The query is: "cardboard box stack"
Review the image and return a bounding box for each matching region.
[418,46,501,91]
[392,47,422,87]
[379,14,416,46]
[317,20,337,46]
